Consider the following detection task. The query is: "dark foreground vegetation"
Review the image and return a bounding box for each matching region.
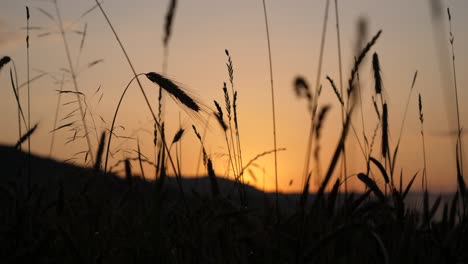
[1,146,467,264]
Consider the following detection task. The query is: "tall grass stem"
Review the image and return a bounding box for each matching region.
[447,8,463,177]
[262,0,279,212]
[333,0,347,193]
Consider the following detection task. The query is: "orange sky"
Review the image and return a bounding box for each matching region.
[1,0,468,193]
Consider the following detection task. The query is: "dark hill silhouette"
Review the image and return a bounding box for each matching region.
[0,144,306,213]
[0,144,438,213]
[0,144,444,213]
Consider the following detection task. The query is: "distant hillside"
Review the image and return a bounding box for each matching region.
[0,145,306,212]
[1,144,444,214]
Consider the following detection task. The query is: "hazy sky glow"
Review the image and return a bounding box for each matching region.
[1,0,468,193]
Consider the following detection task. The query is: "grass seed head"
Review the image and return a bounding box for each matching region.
[0,56,11,72]
[172,128,185,144]
[372,52,382,95]
[418,93,424,124]
[145,72,200,112]
[163,0,177,47]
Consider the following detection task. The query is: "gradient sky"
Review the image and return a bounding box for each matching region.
[1,0,468,193]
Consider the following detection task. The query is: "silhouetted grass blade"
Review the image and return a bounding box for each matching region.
[402,172,418,200]
[370,157,390,184]
[15,123,38,149]
[207,158,220,198]
[357,173,385,202]
[93,131,106,172]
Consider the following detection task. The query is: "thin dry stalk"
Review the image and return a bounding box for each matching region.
[355,17,368,148]
[396,71,418,145]
[314,105,331,178]
[241,148,286,176]
[224,50,246,203]
[419,93,428,192]
[392,71,418,176]
[261,0,280,212]
[26,6,32,190]
[54,1,94,162]
[356,72,370,157]
[301,0,330,195]
[4,59,25,151]
[74,23,87,72]
[177,113,183,176]
[215,97,242,199]
[326,76,344,106]
[26,6,30,136]
[49,74,65,156]
[328,75,367,162]
[193,125,220,197]
[195,115,212,177]
[447,8,463,177]
[159,0,178,122]
[222,73,239,181]
[137,138,146,180]
[333,0,348,195]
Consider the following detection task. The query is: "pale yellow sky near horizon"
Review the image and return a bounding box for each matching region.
[1,0,468,193]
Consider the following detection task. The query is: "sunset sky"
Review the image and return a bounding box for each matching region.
[1,0,468,193]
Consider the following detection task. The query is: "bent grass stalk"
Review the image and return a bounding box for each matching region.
[103,74,162,174]
[94,0,178,179]
[103,72,191,210]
